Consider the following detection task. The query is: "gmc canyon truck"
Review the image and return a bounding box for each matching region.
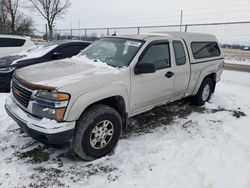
[5,32,224,160]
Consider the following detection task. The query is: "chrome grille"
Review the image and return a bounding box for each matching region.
[12,79,32,108]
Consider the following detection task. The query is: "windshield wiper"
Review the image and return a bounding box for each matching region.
[106,62,121,68]
[90,58,121,68]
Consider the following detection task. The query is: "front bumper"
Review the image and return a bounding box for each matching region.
[5,96,76,144]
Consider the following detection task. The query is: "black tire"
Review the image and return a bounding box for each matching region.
[73,104,122,161]
[192,77,213,106]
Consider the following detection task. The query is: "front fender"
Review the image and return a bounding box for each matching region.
[64,83,129,121]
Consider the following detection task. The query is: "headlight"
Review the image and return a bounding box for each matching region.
[0,67,15,73]
[33,91,70,121]
[36,91,70,101]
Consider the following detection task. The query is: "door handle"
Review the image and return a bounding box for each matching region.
[165,71,175,78]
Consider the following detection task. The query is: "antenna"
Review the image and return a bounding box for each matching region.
[180,10,183,32]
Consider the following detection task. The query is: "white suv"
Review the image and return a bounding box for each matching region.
[5,32,224,160]
[0,35,35,58]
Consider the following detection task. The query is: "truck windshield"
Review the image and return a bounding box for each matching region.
[79,38,143,67]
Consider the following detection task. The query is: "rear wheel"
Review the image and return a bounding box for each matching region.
[192,78,213,106]
[73,104,122,161]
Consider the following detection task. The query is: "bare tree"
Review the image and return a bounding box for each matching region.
[0,0,33,35]
[29,0,71,40]
[0,0,4,31]
[3,0,20,33]
[15,13,33,35]
[0,0,9,33]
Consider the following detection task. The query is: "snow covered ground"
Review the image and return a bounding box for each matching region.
[0,70,250,188]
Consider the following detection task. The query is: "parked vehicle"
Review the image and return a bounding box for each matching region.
[0,40,92,91]
[0,35,35,58]
[5,32,224,160]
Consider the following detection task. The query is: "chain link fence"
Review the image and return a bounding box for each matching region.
[54,21,250,65]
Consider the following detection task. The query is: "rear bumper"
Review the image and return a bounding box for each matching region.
[5,96,76,144]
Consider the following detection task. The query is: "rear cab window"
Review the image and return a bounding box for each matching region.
[0,38,26,47]
[191,42,220,59]
[173,41,186,66]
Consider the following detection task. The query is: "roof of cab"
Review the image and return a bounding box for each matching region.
[109,32,217,41]
[108,35,150,40]
[151,31,215,38]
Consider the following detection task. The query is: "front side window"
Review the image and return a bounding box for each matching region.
[191,42,220,59]
[173,41,186,66]
[140,43,170,70]
[0,38,26,47]
[80,38,143,67]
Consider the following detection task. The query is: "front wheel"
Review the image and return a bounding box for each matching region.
[192,78,213,106]
[73,104,122,161]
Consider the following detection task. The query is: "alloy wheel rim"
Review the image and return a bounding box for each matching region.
[90,120,114,150]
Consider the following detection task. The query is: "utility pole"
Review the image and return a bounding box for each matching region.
[180,10,183,32]
[78,20,81,40]
[70,17,73,39]
[45,24,48,42]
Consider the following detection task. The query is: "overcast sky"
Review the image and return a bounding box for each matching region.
[27,0,250,32]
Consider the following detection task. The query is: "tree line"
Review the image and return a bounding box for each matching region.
[221,44,250,50]
[0,0,70,40]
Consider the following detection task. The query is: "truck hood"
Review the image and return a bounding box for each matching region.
[15,56,125,89]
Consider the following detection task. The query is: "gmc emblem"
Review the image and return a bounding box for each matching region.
[13,88,22,97]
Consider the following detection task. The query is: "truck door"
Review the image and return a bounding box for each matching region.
[172,40,191,99]
[130,41,175,115]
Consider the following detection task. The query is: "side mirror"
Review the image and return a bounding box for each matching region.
[51,52,62,60]
[134,63,156,74]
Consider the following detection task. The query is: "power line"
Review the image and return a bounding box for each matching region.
[76,8,250,28]
[78,9,250,27]
[79,3,250,21]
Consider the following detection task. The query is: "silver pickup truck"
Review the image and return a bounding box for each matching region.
[5,32,224,160]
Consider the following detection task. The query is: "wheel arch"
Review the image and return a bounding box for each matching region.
[88,96,127,118]
[205,73,216,93]
[65,84,129,131]
[77,96,128,132]
[192,71,217,96]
